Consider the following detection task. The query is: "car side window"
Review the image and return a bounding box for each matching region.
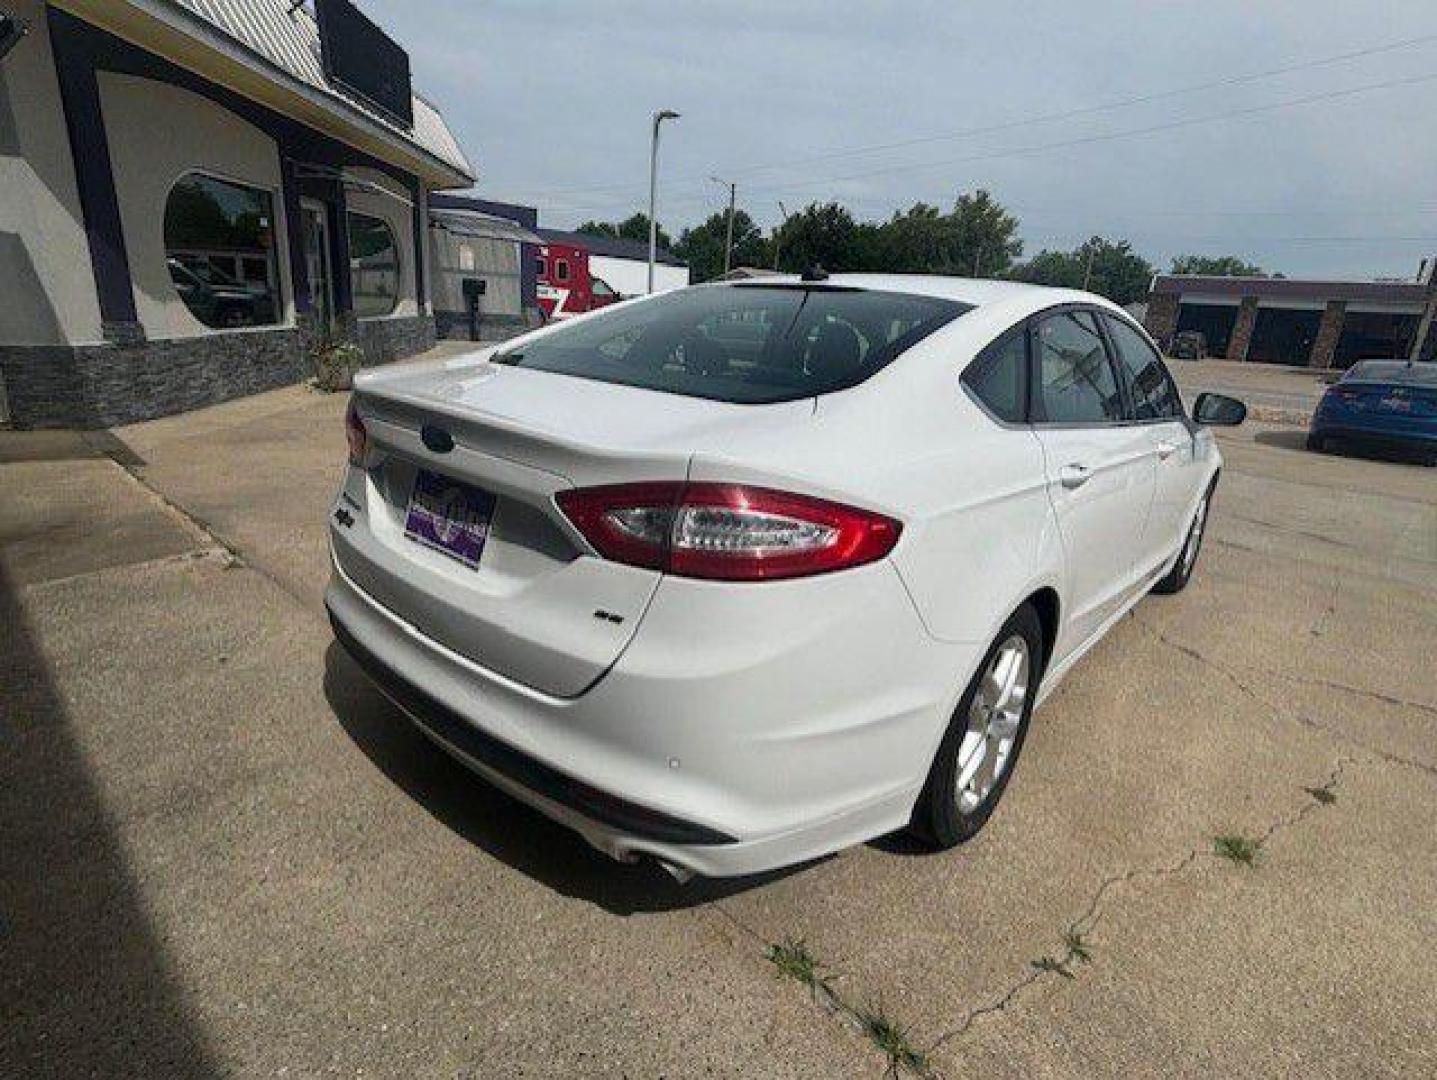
[1033,310,1124,424]
[962,325,1028,423]
[1103,315,1184,421]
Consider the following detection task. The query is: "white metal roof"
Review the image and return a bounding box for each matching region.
[165,0,473,180]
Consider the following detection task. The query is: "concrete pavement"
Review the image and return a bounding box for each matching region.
[2,383,1434,1078]
[1168,358,1330,423]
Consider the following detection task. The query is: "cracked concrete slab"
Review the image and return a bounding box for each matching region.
[2,543,862,1078]
[3,382,1434,1078]
[941,757,1437,1078]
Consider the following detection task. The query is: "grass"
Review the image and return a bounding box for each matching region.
[1062,927,1093,965]
[1213,832,1262,866]
[855,1001,930,1077]
[766,939,930,1076]
[1304,784,1338,805]
[1030,955,1075,980]
[765,937,826,996]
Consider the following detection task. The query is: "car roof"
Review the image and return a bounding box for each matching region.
[1343,360,1437,384]
[722,273,1114,317]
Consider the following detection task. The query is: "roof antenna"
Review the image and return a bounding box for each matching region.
[800,263,828,283]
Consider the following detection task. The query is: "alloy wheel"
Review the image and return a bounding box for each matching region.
[955,635,1030,815]
[1181,495,1209,578]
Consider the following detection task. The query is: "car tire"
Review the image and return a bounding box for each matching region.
[1306,433,1327,453]
[909,603,1044,849]
[1151,480,1215,595]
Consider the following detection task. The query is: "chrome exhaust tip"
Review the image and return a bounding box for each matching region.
[656,858,695,885]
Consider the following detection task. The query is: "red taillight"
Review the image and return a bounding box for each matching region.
[345,398,367,466]
[555,482,901,582]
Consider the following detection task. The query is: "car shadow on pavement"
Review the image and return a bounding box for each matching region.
[1252,429,1310,453]
[1255,428,1433,467]
[0,563,222,1077]
[322,642,819,915]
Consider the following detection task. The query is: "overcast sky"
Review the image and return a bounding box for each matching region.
[369,0,1437,278]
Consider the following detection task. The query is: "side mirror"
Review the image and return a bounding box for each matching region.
[1193,392,1247,426]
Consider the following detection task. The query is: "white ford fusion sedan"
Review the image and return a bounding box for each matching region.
[325,274,1246,880]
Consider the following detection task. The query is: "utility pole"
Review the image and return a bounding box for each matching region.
[711,176,737,276]
[1082,245,1096,291]
[647,109,680,294]
[973,245,982,277]
[1410,255,1436,362]
[772,202,791,271]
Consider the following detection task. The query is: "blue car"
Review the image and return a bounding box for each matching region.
[1308,360,1437,466]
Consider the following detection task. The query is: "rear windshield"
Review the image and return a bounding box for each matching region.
[1342,360,1437,386]
[493,284,970,403]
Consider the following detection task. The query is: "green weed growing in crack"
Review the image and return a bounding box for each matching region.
[1062,927,1093,965]
[1304,783,1338,805]
[1030,955,1076,980]
[1213,832,1261,866]
[765,937,828,997]
[1031,927,1094,981]
[856,1001,929,1077]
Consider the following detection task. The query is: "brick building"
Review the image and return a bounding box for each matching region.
[1144,272,1436,369]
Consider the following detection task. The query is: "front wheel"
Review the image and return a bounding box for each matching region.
[909,604,1043,848]
[1152,483,1213,595]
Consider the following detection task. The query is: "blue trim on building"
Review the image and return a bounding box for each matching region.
[43,7,426,328]
[47,7,138,336]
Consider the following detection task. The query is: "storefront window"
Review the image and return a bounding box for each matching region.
[348,212,400,318]
[163,173,281,329]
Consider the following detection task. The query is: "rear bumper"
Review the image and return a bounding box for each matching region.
[329,610,735,846]
[325,548,973,877]
[1310,418,1437,452]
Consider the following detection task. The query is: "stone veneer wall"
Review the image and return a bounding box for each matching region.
[0,314,434,429]
[1143,294,1179,349]
[1307,300,1347,369]
[434,311,527,343]
[1225,298,1260,362]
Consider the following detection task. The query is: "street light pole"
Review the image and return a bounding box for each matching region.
[711,176,737,276]
[647,109,680,293]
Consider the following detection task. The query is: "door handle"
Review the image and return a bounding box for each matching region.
[1058,463,1092,489]
[1155,440,1178,460]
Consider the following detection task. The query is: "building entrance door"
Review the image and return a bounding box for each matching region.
[300,198,334,333]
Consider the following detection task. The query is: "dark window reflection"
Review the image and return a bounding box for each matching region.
[164,173,281,329]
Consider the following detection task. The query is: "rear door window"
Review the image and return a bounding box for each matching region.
[494,285,970,403]
[1033,310,1125,423]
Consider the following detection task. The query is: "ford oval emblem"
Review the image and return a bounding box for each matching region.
[421,425,454,454]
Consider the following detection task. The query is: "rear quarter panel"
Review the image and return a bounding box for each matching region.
[686,311,1062,651]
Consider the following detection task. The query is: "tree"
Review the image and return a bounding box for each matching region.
[1170,254,1264,277]
[857,190,1022,276]
[575,213,672,251]
[866,203,952,272]
[1011,236,1154,305]
[674,209,768,282]
[949,189,1023,277]
[773,202,863,273]
[1009,249,1085,290]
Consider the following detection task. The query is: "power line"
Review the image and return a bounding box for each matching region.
[739,70,1437,198]
[724,32,1437,180]
[514,31,1437,202]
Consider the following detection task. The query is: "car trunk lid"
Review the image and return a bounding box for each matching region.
[334,360,813,697]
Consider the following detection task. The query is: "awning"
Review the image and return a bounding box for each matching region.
[430,209,542,246]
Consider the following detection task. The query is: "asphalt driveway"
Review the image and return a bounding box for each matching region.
[3,378,1434,1077]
